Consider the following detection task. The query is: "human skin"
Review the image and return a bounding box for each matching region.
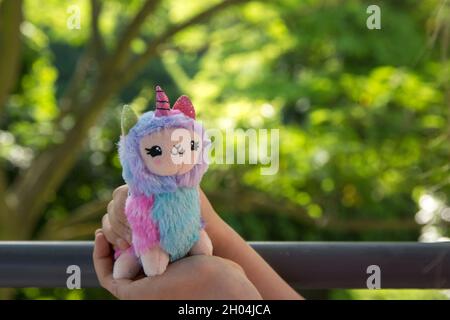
[94,231,262,299]
[96,185,303,300]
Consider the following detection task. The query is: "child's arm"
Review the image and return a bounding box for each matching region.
[198,189,303,300]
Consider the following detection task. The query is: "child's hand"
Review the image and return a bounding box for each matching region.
[93,229,262,299]
[97,184,302,299]
[96,185,262,299]
[102,185,132,250]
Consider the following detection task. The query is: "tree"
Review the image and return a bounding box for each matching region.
[0,0,251,240]
[0,0,448,300]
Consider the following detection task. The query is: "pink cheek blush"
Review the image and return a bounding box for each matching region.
[154,158,161,165]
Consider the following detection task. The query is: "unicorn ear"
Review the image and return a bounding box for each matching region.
[121,104,138,135]
[173,95,196,119]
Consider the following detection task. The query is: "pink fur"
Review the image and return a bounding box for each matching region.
[125,195,160,256]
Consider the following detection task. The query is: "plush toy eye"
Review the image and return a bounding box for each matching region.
[146,145,162,157]
[191,140,199,151]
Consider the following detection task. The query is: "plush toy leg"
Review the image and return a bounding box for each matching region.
[189,229,213,256]
[140,246,170,276]
[113,251,141,280]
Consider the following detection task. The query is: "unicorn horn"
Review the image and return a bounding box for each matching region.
[155,85,171,117]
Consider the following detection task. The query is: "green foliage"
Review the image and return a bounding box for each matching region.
[0,0,449,300]
[330,289,449,300]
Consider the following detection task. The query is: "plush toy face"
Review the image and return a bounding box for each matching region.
[139,127,202,176]
[119,86,209,195]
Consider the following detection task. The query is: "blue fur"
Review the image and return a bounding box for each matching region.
[152,187,201,261]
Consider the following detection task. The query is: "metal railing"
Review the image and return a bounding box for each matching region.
[0,241,449,289]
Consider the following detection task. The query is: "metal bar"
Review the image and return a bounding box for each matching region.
[0,241,449,289]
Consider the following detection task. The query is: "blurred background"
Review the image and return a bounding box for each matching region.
[0,0,449,299]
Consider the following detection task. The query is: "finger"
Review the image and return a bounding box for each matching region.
[113,186,130,227]
[108,198,131,239]
[117,238,130,251]
[107,200,114,215]
[123,255,214,299]
[110,186,132,244]
[110,212,132,244]
[112,185,128,200]
[93,231,114,289]
[102,214,123,246]
[93,232,132,298]
[103,214,130,250]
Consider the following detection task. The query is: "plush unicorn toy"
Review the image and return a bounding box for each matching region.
[113,86,212,279]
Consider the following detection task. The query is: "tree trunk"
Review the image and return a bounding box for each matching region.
[0,0,23,113]
[9,0,250,239]
[0,288,16,300]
